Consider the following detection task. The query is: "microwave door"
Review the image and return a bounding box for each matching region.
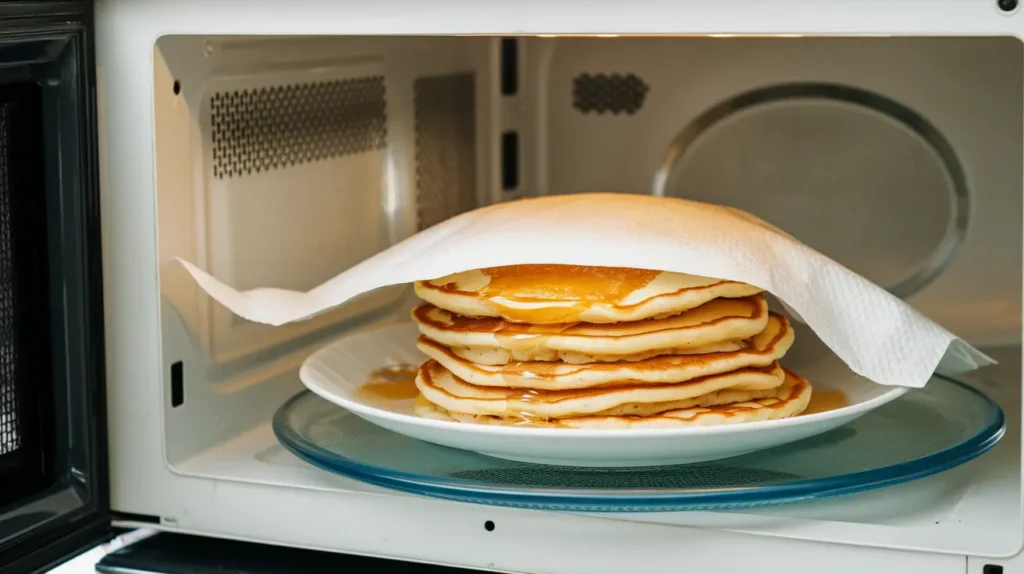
[0,2,111,573]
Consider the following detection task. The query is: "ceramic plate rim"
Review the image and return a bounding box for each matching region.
[298,322,912,439]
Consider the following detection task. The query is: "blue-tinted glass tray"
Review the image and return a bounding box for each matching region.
[273,375,1004,512]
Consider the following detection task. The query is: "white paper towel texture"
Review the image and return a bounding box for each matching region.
[177,193,992,388]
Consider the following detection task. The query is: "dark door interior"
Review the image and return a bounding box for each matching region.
[0,2,110,573]
[0,75,55,510]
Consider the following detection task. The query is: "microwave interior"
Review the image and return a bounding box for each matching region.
[147,34,1022,560]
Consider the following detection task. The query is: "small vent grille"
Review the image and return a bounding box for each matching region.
[414,73,477,230]
[0,102,19,457]
[573,73,649,115]
[210,76,387,179]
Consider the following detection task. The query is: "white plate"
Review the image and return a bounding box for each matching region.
[299,322,909,467]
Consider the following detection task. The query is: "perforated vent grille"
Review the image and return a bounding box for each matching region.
[210,76,387,179]
[573,73,649,115]
[414,73,477,230]
[0,102,20,457]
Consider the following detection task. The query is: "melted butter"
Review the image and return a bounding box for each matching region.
[493,333,544,351]
[480,265,658,302]
[357,364,420,403]
[800,388,847,415]
[474,265,659,323]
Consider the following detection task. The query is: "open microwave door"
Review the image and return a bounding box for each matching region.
[0,1,111,573]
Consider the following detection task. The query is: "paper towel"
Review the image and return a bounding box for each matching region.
[177,192,993,388]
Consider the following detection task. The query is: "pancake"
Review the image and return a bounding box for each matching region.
[448,340,745,366]
[414,264,763,324]
[414,359,786,419]
[417,312,794,390]
[415,385,779,420]
[415,370,812,428]
[411,295,768,364]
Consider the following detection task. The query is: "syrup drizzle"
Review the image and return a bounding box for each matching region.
[800,388,848,416]
[357,364,419,404]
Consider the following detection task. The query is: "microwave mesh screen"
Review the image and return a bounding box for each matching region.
[0,82,54,504]
[210,76,388,179]
[414,72,477,230]
[572,73,650,115]
[0,82,51,472]
[0,100,22,458]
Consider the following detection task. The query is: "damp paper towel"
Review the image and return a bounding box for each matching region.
[177,192,993,389]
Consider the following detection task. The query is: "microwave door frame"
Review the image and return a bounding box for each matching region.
[0,2,111,573]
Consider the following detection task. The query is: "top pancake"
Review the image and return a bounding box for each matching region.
[414,264,763,324]
[411,295,768,364]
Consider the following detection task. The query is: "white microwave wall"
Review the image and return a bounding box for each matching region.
[96,2,1024,573]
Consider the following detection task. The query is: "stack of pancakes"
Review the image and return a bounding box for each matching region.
[409,265,812,429]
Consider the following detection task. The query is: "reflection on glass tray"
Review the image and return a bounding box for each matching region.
[273,375,1004,512]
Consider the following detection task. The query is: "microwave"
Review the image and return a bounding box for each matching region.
[2,0,1023,572]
